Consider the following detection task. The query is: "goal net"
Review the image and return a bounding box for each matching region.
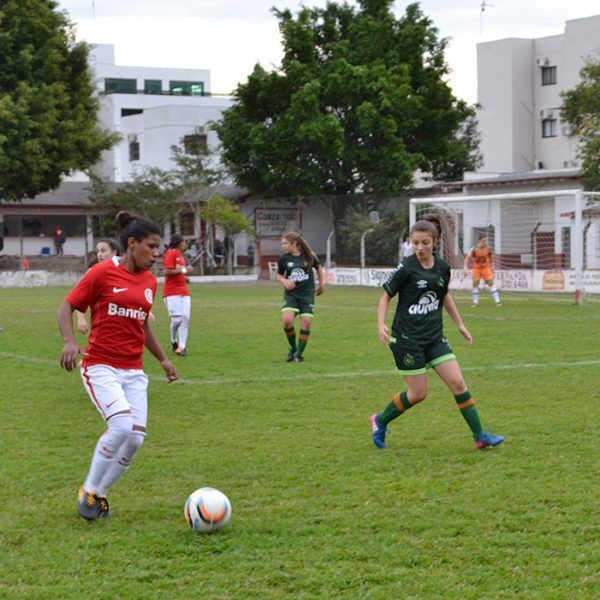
[410,190,600,303]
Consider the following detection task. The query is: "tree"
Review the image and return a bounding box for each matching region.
[0,0,116,201]
[87,167,176,238]
[561,60,600,191]
[213,0,478,199]
[200,195,254,274]
[87,142,222,237]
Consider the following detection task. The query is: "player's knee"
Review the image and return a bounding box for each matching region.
[410,389,428,403]
[126,431,145,453]
[102,414,134,456]
[448,378,467,395]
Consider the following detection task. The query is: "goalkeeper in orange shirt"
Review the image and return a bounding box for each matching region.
[463,235,501,307]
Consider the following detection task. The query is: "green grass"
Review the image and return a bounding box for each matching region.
[0,284,598,599]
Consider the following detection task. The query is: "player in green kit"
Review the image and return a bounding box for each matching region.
[275,232,325,363]
[370,219,504,450]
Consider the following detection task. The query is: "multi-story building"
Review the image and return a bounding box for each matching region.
[1,44,236,259]
[477,14,600,174]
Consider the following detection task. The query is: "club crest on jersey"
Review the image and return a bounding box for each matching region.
[144,288,153,303]
[404,353,414,366]
[408,291,440,315]
[416,279,428,288]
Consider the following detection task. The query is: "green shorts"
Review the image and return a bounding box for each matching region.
[389,336,456,375]
[281,293,315,317]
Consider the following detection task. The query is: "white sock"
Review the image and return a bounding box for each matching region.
[489,285,501,304]
[98,431,145,493]
[170,316,182,344]
[83,414,133,496]
[178,315,190,349]
[472,287,480,305]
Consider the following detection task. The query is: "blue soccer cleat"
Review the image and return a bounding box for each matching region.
[370,413,388,449]
[475,428,505,450]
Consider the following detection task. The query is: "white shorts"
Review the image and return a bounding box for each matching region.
[164,295,191,318]
[81,364,148,427]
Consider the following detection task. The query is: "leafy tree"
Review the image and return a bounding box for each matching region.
[87,142,222,237]
[338,197,409,265]
[213,0,478,199]
[561,60,600,191]
[87,167,176,238]
[0,0,116,201]
[200,194,254,274]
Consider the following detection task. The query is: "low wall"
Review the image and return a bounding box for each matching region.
[0,270,260,288]
[0,270,82,287]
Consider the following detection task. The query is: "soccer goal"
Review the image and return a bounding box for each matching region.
[410,189,600,303]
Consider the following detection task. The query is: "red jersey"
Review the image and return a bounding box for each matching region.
[65,257,157,370]
[162,248,190,297]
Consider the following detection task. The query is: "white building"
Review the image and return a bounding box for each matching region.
[88,44,233,181]
[477,14,600,174]
[0,44,236,260]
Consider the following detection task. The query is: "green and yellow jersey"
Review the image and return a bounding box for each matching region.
[382,253,451,345]
[277,253,320,298]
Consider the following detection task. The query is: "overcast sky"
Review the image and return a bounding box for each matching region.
[58,1,600,103]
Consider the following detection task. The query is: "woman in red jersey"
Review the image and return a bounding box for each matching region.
[57,212,178,521]
[162,234,193,357]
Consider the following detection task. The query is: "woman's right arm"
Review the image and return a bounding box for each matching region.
[57,301,86,371]
[377,292,392,345]
[275,273,295,290]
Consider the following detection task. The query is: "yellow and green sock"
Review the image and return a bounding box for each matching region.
[454,390,483,439]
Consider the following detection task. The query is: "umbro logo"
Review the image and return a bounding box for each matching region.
[416,279,428,288]
[113,287,128,293]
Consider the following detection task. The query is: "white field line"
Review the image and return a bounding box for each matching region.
[2,352,600,387]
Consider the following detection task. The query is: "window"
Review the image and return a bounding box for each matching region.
[144,79,162,94]
[542,119,557,138]
[3,215,86,237]
[104,78,137,94]
[129,141,140,161]
[183,133,208,155]
[169,80,204,96]
[121,108,143,117]
[541,66,557,86]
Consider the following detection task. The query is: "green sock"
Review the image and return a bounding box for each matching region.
[378,391,412,426]
[296,329,310,357]
[454,391,483,439]
[284,327,296,350]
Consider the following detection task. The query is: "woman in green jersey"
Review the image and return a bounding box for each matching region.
[275,232,325,363]
[370,219,504,450]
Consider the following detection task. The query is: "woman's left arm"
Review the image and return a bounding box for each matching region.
[315,265,325,296]
[444,293,473,346]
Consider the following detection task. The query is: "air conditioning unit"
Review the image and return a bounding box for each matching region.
[561,124,575,136]
[127,134,138,143]
[194,125,205,135]
[535,57,550,67]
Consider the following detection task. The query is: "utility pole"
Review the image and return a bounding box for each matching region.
[480,1,494,37]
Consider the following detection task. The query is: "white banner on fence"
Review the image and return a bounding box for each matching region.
[323,267,599,294]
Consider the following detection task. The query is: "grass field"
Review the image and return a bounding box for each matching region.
[0,283,599,599]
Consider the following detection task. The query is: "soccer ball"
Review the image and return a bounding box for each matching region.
[184,487,232,533]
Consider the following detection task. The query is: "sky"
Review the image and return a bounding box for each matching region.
[58,1,600,103]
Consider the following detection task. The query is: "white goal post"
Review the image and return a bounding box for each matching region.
[410,189,600,304]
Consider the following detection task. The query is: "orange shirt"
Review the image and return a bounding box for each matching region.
[470,245,493,270]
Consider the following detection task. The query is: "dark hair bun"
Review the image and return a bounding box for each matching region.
[116,211,135,230]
